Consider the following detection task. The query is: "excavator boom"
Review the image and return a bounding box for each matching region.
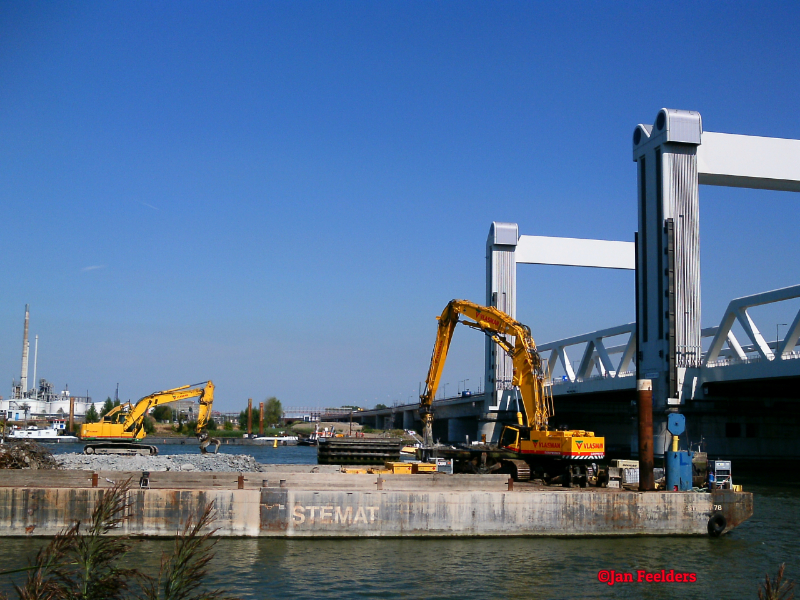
[419,300,553,445]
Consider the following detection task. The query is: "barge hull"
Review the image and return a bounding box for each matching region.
[0,472,752,538]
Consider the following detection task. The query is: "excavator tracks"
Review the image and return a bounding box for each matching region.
[84,443,158,456]
[506,459,531,481]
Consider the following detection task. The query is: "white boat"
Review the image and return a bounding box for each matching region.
[5,421,79,443]
[251,435,299,446]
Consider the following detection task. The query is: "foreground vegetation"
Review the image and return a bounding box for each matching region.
[0,479,236,600]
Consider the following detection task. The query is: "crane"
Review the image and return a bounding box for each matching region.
[80,381,221,456]
[420,300,604,483]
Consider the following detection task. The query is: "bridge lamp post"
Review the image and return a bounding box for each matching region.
[777,323,788,359]
[443,383,449,399]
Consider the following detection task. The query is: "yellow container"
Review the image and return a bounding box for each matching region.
[412,463,437,474]
[341,468,368,474]
[385,462,413,474]
[367,468,392,475]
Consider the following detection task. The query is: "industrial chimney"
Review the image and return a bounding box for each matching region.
[20,304,30,397]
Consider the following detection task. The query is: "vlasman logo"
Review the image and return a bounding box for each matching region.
[476,312,502,329]
[576,440,583,448]
[580,443,603,450]
[292,504,379,525]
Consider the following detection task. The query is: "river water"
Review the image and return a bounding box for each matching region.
[1,444,797,599]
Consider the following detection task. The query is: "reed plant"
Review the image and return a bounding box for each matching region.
[759,563,795,600]
[1,480,236,600]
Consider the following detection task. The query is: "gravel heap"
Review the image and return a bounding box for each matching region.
[56,452,265,472]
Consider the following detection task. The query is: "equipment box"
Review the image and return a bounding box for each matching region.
[433,458,454,474]
[710,460,732,489]
[385,461,412,474]
[412,462,437,474]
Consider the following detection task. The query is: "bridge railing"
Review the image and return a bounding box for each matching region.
[703,284,800,366]
[541,285,800,387]
[538,323,637,385]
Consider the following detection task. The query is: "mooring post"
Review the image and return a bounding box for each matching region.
[238,474,245,489]
[247,399,252,436]
[637,379,655,491]
[507,477,514,492]
[91,473,98,488]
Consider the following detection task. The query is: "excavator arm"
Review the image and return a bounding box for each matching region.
[420,300,553,445]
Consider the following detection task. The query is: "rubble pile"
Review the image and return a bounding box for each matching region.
[0,441,61,470]
[57,452,265,472]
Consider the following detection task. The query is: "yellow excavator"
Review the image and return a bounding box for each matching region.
[80,381,221,456]
[420,300,604,483]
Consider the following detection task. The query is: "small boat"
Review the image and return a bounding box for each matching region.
[251,435,299,446]
[297,424,335,446]
[6,421,79,443]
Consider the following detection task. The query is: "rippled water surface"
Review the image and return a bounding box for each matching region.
[2,446,798,599]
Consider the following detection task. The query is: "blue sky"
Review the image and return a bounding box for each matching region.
[2,2,799,411]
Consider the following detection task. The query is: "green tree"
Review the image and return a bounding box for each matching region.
[85,405,99,423]
[143,415,156,435]
[100,397,114,418]
[238,410,248,431]
[263,397,282,427]
[151,406,172,422]
[205,418,217,431]
[223,420,233,431]
[374,403,387,410]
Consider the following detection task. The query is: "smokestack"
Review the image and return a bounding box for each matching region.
[32,335,38,399]
[20,304,30,396]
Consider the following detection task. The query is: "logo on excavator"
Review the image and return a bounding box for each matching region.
[478,314,501,328]
[576,440,583,448]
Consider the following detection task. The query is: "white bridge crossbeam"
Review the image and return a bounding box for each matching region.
[516,236,635,270]
[698,132,800,192]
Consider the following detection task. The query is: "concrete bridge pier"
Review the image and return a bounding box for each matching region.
[403,410,415,430]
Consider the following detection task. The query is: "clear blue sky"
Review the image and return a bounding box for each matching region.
[2,2,799,411]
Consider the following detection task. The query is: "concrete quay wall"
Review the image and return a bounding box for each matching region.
[0,473,752,538]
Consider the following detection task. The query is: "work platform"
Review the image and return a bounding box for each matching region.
[0,468,752,538]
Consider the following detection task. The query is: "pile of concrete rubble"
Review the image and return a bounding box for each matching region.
[0,441,60,469]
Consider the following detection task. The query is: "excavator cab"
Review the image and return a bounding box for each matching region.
[499,425,523,451]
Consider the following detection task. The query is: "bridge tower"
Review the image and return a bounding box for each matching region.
[632,109,704,449]
[481,222,520,442]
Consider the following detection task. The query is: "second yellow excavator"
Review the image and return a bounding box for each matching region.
[80,381,221,455]
[420,300,605,483]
